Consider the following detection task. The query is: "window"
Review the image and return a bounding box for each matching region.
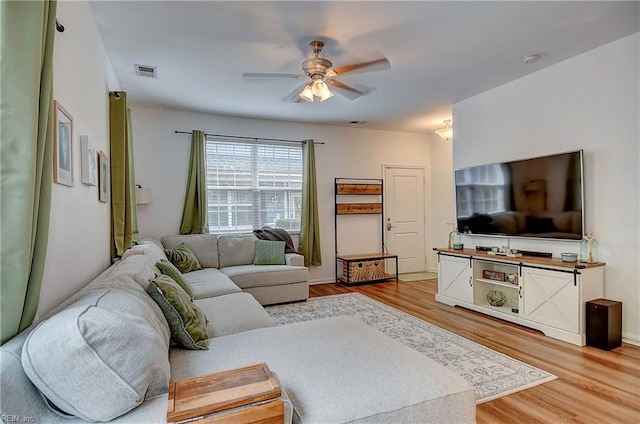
[455,164,510,217]
[205,138,302,233]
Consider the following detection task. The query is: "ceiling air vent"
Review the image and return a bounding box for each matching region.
[135,64,157,78]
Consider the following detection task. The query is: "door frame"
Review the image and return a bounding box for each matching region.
[382,164,428,273]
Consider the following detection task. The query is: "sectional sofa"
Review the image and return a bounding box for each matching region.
[0,235,476,423]
[160,233,309,306]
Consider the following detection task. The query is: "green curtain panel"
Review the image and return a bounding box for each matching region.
[0,0,56,344]
[126,109,140,242]
[179,130,209,234]
[109,93,139,258]
[299,140,322,266]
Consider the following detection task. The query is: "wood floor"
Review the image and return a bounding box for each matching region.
[310,279,640,423]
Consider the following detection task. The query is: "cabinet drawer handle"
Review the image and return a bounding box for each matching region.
[518,286,522,298]
[469,276,473,287]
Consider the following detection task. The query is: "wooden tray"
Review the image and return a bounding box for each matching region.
[167,363,281,423]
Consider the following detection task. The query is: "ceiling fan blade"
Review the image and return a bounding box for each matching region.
[327,79,372,101]
[333,54,390,76]
[243,72,306,80]
[282,82,310,103]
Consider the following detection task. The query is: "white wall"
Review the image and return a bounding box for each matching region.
[429,135,455,271]
[453,34,640,344]
[38,0,119,316]
[129,106,435,283]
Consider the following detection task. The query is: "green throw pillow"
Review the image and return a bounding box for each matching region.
[164,243,202,273]
[254,240,286,265]
[146,275,208,350]
[156,259,195,300]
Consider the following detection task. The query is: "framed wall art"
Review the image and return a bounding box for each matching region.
[80,135,98,186]
[54,101,74,186]
[98,151,110,203]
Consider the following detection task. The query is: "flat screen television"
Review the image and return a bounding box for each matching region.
[455,150,584,240]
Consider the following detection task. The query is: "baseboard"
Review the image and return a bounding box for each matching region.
[308,278,337,285]
[622,335,640,346]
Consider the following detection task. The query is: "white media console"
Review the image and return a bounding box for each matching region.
[435,248,605,346]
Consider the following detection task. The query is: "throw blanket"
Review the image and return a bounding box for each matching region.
[253,227,297,254]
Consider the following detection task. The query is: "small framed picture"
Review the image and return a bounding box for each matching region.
[54,101,74,186]
[80,135,98,186]
[98,151,110,203]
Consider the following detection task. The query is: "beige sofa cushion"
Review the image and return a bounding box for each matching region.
[105,254,161,290]
[195,293,275,337]
[121,241,167,264]
[285,253,304,267]
[183,268,242,299]
[161,234,219,268]
[221,265,309,289]
[21,278,171,422]
[217,234,258,268]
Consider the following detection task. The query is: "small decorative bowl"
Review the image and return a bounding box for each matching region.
[487,290,507,307]
[561,252,578,263]
[452,242,464,250]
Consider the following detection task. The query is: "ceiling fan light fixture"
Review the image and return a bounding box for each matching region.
[319,87,335,102]
[245,39,388,103]
[299,84,314,102]
[301,79,334,102]
[435,119,453,140]
[311,79,327,97]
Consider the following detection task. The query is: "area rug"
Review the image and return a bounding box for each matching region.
[399,271,438,281]
[266,293,556,403]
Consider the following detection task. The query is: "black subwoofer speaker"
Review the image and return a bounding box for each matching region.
[586,299,622,350]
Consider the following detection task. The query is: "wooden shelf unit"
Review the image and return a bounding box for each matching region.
[336,203,382,214]
[336,183,382,195]
[335,178,397,285]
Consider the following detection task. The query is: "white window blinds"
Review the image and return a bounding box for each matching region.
[205,138,303,233]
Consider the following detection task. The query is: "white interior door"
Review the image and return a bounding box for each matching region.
[384,166,426,273]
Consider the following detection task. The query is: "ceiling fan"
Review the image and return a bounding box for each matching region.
[243,41,391,103]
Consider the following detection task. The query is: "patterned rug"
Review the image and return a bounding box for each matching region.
[266,293,556,403]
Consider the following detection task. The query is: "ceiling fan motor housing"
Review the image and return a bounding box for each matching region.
[302,40,333,79]
[302,57,333,78]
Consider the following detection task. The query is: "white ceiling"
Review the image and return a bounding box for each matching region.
[88,1,639,134]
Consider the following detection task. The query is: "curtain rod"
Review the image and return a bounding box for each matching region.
[174,130,324,145]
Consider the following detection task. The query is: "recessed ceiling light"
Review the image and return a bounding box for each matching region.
[521,54,539,65]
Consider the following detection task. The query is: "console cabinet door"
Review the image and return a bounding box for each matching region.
[521,267,579,333]
[438,255,473,303]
